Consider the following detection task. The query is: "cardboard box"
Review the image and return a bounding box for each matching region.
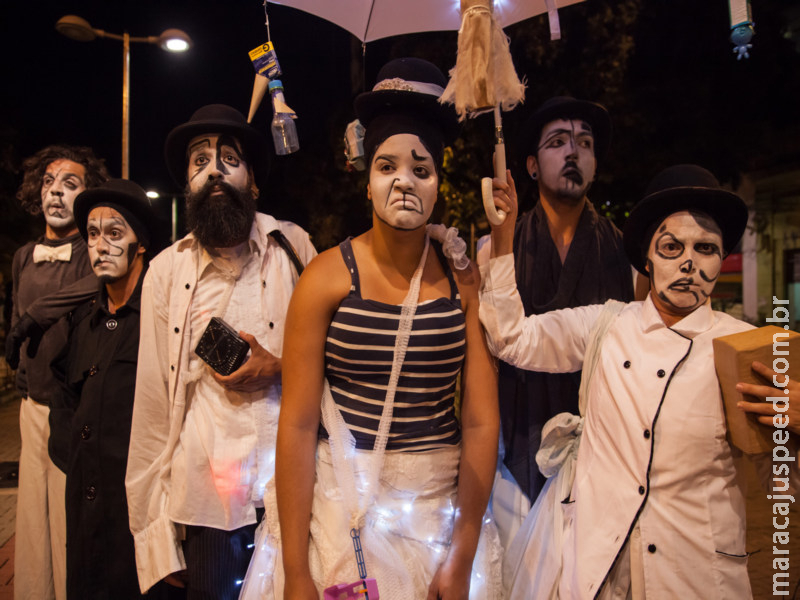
[713,325,800,454]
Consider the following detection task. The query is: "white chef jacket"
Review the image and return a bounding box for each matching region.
[125,213,316,593]
[479,254,757,599]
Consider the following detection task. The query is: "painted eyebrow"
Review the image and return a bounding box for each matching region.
[87,215,128,228]
[540,127,594,142]
[188,139,212,155]
[219,144,243,157]
[410,149,433,162]
[60,173,84,181]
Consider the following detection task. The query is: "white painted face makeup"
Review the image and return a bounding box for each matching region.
[86,206,141,283]
[529,118,596,203]
[647,210,723,314]
[40,158,86,232]
[186,134,250,196]
[368,133,438,231]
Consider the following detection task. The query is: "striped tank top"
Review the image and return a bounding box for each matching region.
[323,238,465,452]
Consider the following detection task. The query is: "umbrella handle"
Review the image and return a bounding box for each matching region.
[482,107,508,226]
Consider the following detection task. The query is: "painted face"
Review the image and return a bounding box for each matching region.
[646,210,723,315]
[186,134,251,197]
[40,159,86,231]
[529,118,596,203]
[86,206,142,283]
[368,133,438,231]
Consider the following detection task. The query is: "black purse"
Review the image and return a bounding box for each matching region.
[194,317,249,376]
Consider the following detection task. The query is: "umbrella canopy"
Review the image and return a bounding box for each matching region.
[267,0,586,43]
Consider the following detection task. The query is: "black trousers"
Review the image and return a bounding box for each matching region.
[182,510,263,600]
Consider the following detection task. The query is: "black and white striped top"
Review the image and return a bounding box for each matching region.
[323,238,465,452]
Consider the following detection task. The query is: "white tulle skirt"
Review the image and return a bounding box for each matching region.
[239,440,503,599]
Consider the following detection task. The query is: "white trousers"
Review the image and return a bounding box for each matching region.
[15,397,67,600]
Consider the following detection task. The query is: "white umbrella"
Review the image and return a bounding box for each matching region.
[266,0,585,43]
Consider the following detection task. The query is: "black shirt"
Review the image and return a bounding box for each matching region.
[51,271,145,599]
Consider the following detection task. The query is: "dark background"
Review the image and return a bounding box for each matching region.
[1,0,799,267]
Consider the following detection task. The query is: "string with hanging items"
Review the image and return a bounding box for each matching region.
[729,0,754,60]
[246,0,300,154]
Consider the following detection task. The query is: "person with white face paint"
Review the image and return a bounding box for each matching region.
[476,98,636,531]
[480,164,784,598]
[8,144,108,600]
[125,104,316,599]
[49,179,168,599]
[263,58,502,600]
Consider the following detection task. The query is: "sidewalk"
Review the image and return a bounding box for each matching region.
[0,387,20,599]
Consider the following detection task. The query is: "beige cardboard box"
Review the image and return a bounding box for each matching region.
[713,325,800,454]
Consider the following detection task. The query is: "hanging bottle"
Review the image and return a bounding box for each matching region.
[269,79,299,155]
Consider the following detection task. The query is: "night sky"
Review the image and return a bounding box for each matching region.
[1,0,360,192]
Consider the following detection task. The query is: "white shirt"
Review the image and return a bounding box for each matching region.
[479,254,756,599]
[126,213,316,593]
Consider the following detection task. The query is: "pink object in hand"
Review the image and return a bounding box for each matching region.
[323,578,379,600]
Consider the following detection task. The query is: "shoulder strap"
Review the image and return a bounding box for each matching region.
[578,299,625,416]
[268,229,304,276]
[430,240,459,301]
[337,238,360,296]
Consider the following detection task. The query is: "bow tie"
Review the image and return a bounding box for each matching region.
[32,243,72,263]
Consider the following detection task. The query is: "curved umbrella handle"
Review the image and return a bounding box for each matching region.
[482,106,508,226]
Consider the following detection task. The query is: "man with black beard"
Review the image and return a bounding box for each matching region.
[125,105,316,599]
[478,97,636,543]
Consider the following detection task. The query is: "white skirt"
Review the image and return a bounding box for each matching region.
[240,440,503,599]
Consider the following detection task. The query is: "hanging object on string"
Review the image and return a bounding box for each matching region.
[247,41,283,122]
[440,0,525,120]
[729,0,754,60]
[440,0,526,226]
[247,0,285,122]
[322,528,379,600]
[269,79,300,155]
[343,119,366,171]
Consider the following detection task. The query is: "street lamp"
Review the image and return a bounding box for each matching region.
[56,15,192,179]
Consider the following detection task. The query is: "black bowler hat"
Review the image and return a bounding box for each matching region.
[623,164,749,275]
[355,57,459,143]
[164,104,270,188]
[519,96,612,163]
[74,178,162,252]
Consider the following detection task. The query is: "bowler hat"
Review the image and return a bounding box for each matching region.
[519,96,611,163]
[355,57,459,143]
[75,178,162,252]
[623,164,748,275]
[164,104,270,188]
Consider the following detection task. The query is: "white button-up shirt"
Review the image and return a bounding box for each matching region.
[126,213,316,593]
[479,254,758,599]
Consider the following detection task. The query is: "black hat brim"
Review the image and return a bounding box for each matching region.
[623,187,749,275]
[164,119,270,189]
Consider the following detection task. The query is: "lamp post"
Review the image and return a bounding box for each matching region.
[56,15,191,179]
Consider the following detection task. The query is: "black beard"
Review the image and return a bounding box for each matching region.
[185,180,256,248]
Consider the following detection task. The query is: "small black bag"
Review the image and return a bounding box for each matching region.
[194,317,249,376]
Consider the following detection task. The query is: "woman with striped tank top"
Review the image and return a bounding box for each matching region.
[270,58,503,599]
